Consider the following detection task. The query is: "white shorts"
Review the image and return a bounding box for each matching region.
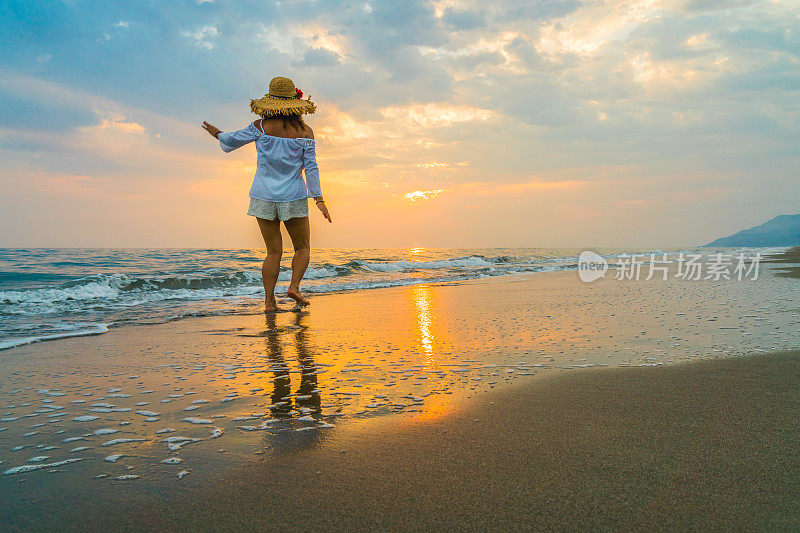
[247,197,308,221]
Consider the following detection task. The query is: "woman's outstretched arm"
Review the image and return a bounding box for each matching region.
[202,121,260,152]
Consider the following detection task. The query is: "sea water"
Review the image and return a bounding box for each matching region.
[0,246,774,349]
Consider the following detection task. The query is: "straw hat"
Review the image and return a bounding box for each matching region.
[250,76,316,117]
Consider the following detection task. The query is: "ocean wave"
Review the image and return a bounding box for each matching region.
[357,255,504,272]
[0,255,541,307]
[0,323,109,350]
[1,247,686,350]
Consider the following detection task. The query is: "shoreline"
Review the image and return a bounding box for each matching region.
[2,245,793,353]
[1,251,798,531]
[766,247,800,278]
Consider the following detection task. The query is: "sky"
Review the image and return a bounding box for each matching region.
[0,0,798,249]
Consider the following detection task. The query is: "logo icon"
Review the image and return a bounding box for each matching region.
[578,251,608,282]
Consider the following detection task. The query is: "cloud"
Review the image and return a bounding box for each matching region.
[685,33,707,47]
[535,0,659,57]
[417,161,469,168]
[0,0,799,246]
[441,8,485,30]
[379,103,494,129]
[452,179,585,197]
[94,116,145,134]
[181,25,219,49]
[292,47,341,68]
[405,189,444,201]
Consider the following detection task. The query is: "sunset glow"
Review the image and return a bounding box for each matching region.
[2,4,798,529]
[0,1,797,248]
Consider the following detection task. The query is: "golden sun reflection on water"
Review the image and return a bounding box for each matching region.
[404,284,462,424]
[412,285,435,362]
[222,285,466,427]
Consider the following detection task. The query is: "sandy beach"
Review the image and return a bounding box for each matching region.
[1,251,798,531]
[165,350,800,531]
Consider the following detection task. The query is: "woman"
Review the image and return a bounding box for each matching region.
[202,76,332,313]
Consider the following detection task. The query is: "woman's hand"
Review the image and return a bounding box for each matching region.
[202,121,221,139]
[316,199,332,223]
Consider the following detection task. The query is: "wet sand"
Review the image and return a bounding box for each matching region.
[1,252,799,530]
[179,350,800,531]
[767,247,800,278]
[8,350,800,531]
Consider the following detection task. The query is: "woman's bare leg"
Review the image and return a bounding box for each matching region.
[283,216,311,306]
[257,218,282,313]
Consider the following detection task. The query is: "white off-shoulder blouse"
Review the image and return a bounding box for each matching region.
[218,122,322,202]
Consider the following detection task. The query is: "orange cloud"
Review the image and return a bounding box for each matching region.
[95,116,145,133]
[416,161,470,168]
[379,103,495,129]
[405,189,444,201]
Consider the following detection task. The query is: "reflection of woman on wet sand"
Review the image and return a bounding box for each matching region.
[264,313,321,418]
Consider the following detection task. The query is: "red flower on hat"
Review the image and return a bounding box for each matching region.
[295,88,303,99]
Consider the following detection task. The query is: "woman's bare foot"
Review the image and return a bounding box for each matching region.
[286,287,310,307]
[265,297,278,313]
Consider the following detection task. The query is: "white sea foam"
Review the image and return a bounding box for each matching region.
[161,436,192,443]
[0,323,110,350]
[101,438,146,447]
[181,417,212,424]
[359,256,495,272]
[3,458,85,476]
[163,436,202,451]
[39,390,66,397]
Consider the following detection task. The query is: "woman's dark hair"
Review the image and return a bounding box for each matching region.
[280,114,306,131]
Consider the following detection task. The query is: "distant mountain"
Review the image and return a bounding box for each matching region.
[704,214,800,247]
